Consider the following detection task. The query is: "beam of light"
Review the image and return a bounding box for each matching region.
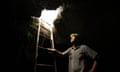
[39,6,63,30]
[34,6,63,72]
[38,6,63,72]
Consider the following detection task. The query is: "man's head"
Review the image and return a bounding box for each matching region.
[70,33,80,44]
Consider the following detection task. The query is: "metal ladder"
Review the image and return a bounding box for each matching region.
[34,21,57,72]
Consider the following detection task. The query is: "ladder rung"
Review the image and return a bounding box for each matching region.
[36,64,54,67]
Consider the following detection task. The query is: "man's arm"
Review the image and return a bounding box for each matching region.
[55,49,64,55]
[89,60,97,72]
[48,48,64,55]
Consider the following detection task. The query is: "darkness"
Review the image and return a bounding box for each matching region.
[6,0,114,72]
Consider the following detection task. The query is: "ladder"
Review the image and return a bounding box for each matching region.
[34,20,57,72]
[36,45,56,72]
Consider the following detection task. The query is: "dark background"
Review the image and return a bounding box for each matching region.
[6,0,114,72]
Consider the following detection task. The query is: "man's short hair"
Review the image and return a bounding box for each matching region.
[70,33,79,38]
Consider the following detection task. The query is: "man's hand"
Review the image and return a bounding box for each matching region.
[48,48,56,51]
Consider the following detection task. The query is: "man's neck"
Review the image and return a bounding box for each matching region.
[72,44,76,49]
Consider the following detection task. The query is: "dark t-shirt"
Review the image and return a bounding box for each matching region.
[63,45,98,72]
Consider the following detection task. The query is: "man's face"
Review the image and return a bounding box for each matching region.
[70,36,76,43]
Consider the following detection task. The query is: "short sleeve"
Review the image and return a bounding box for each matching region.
[82,45,98,59]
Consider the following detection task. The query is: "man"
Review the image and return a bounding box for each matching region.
[48,33,98,72]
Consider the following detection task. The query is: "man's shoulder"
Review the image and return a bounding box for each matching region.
[79,44,88,48]
[67,47,73,50]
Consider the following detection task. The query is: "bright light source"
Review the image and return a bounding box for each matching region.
[40,9,57,26]
[39,6,63,29]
